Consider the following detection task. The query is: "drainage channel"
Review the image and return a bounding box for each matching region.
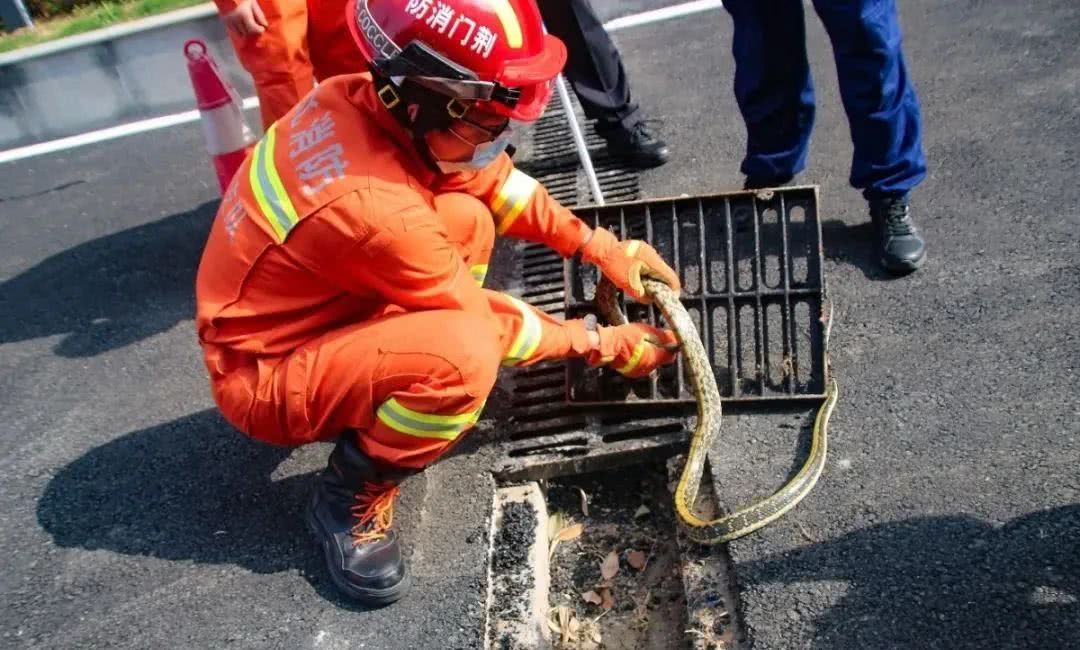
[493,93,691,484]
[484,95,828,649]
[486,465,748,650]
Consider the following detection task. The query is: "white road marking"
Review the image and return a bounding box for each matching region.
[0,0,725,164]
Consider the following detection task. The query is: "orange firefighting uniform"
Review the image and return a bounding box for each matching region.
[215,0,316,128]
[213,0,387,127]
[196,74,599,470]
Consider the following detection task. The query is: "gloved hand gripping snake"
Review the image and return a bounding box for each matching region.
[595,275,839,544]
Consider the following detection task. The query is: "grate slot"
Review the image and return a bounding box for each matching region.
[507,440,590,458]
[601,423,685,444]
[507,422,587,441]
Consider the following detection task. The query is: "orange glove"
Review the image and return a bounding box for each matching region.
[580,227,681,303]
[585,322,680,378]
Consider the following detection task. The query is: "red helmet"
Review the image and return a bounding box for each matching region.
[347,0,566,121]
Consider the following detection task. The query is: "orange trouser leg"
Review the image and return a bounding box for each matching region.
[227,0,315,128]
[434,192,495,285]
[246,309,502,470]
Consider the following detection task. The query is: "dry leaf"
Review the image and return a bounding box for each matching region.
[578,487,589,517]
[600,550,620,580]
[557,523,583,542]
[599,587,615,610]
[547,512,566,543]
[627,550,646,570]
[590,628,602,644]
[548,522,583,559]
[582,590,602,605]
[634,504,651,519]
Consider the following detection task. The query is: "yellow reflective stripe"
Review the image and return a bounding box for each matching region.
[376,398,485,440]
[248,125,299,242]
[616,339,649,375]
[625,240,641,256]
[248,137,284,241]
[502,296,542,366]
[470,264,489,285]
[490,169,538,235]
[489,0,523,48]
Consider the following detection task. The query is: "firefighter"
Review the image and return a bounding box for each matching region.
[215,0,315,128]
[723,0,928,274]
[195,0,681,606]
[305,0,670,167]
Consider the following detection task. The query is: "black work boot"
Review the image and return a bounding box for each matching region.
[306,438,411,606]
[743,174,793,191]
[869,195,927,274]
[597,119,670,169]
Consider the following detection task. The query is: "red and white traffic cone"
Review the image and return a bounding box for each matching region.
[184,39,256,193]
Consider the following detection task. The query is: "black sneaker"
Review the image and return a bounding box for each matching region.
[306,438,411,606]
[598,119,670,169]
[869,195,926,274]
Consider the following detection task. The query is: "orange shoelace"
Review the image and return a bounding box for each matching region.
[351,483,400,545]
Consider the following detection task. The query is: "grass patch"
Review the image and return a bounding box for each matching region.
[0,0,207,54]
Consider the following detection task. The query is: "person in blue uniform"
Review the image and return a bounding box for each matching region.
[723,0,928,274]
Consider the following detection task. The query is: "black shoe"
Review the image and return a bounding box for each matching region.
[598,119,670,169]
[743,174,794,191]
[306,438,411,606]
[869,195,926,274]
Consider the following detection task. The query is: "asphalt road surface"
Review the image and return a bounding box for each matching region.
[1,1,1077,648]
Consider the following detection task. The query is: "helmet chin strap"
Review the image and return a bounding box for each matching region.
[372,70,462,173]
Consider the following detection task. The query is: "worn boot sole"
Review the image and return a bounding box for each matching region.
[305,499,412,607]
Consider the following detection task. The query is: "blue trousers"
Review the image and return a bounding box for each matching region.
[723,0,927,199]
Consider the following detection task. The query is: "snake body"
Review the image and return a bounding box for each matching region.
[596,276,839,544]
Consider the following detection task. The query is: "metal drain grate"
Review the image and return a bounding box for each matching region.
[492,188,828,482]
[492,103,830,481]
[565,188,828,405]
[513,91,641,206]
[495,239,694,481]
[493,95,682,481]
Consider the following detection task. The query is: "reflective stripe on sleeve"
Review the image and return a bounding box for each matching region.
[489,169,538,235]
[248,125,299,241]
[501,295,542,366]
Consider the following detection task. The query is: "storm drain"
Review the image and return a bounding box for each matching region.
[513,90,641,206]
[495,93,684,482]
[565,188,828,406]
[495,102,827,482]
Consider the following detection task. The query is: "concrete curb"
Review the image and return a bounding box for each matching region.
[0,3,251,149]
[487,483,552,650]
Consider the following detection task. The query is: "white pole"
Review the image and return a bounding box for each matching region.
[554,75,605,206]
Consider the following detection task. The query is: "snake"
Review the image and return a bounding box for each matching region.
[595,276,839,544]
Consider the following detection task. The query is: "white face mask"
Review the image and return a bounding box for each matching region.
[434,122,517,174]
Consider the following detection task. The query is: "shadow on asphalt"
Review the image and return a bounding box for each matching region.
[743,505,1080,649]
[0,201,216,358]
[820,219,904,282]
[34,409,385,612]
